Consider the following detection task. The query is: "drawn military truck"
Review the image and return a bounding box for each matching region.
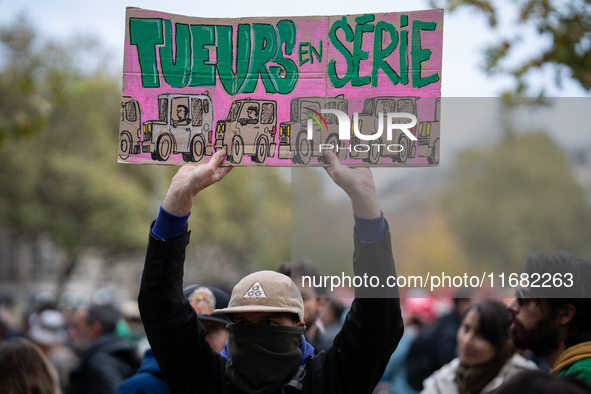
[278,95,348,165]
[417,98,440,165]
[142,93,214,162]
[214,98,277,164]
[118,96,142,160]
[349,97,419,164]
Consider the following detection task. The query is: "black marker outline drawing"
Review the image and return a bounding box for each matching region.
[119,96,142,160]
[214,97,277,164]
[417,97,440,165]
[141,92,214,163]
[278,95,349,165]
[349,96,420,164]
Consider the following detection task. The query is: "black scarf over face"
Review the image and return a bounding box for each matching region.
[225,324,305,394]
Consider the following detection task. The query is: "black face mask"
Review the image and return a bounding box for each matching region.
[225,323,305,394]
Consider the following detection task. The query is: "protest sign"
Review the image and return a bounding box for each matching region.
[118,7,442,166]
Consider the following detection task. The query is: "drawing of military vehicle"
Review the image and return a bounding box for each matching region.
[142,92,213,162]
[349,97,419,164]
[118,96,142,160]
[278,95,348,165]
[417,98,440,165]
[214,98,277,164]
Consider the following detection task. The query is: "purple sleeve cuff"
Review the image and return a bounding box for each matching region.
[151,205,191,240]
[354,212,386,243]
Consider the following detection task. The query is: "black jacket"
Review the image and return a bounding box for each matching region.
[138,225,403,394]
[407,310,461,391]
[69,335,140,394]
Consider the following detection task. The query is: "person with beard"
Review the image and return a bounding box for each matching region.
[507,251,591,386]
[67,303,140,394]
[421,301,537,394]
[138,149,403,394]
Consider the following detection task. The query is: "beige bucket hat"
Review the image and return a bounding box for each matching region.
[214,270,304,321]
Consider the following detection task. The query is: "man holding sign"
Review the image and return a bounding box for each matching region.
[138,149,403,393]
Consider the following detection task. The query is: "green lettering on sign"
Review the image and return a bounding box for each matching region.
[129,18,163,88]
[160,21,191,88]
[328,16,354,88]
[351,14,374,87]
[399,28,409,85]
[411,20,439,88]
[299,42,310,66]
[216,25,251,95]
[241,24,277,94]
[372,21,400,87]
[311,40,322,64]
[189,25,216,87]
[271,20,298,94]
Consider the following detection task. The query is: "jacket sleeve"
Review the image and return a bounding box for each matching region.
[304,221,404,394]
[138,227,227,394]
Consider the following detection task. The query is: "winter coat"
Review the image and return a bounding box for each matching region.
[552,341,591,386]
[421,353,538,394]
[115,348,168,394]
[138,224,404,394]
[69,335,140,394]
[407,310,461,391]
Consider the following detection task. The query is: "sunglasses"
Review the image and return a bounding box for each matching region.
[514,287,532,307]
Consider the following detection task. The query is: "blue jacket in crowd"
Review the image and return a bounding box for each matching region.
[116,349,167,394]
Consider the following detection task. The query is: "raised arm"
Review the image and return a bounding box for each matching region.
[306,151,403,394]
[138,150,232,394]
[322,151,380,219]
[163,149,233,216]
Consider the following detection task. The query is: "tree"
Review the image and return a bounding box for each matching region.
[0,19,294,298]
[432,0,591,95]
[0,17,51,145]
[0,34,158,293]
[186,166,292,273]
[386,191,472,281]
[442,130,591,273]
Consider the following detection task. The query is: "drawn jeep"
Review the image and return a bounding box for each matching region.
[214,98,277,164]
[349,97,419,164]
[278,95,348,165]
[142,93,214,162]
[118,96,142,160]
[417,98,440,165]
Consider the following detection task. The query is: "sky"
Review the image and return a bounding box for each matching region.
[3,0,588,98]
[1,0,590,199]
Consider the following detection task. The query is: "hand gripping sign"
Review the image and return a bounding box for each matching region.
[118,8,443,167]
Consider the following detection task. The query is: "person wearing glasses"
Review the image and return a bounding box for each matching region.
[507,251,591,386]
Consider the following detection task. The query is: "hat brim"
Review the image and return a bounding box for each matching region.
[214,305,303,321]
[197,314,231,325]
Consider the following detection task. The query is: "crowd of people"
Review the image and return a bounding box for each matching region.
[1,150,590,394]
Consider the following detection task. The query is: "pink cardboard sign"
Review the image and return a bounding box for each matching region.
[118,7,443,166]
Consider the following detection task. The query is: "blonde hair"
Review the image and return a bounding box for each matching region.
[0,337,61,394]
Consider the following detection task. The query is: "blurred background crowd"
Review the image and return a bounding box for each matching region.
[1,0,591,392]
